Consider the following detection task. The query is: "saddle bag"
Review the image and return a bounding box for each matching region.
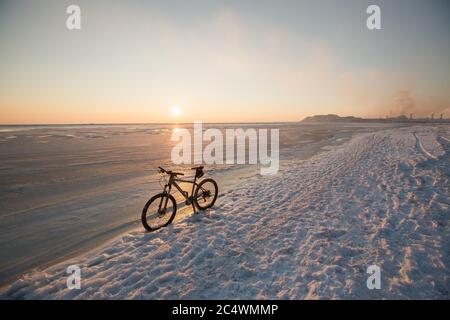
[195,168,204,179]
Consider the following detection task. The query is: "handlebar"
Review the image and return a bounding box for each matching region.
[158,166,166,173]
[158,166,184,176]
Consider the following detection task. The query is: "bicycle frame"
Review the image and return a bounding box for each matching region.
[161,174,201,212]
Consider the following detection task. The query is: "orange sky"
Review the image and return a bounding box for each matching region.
[0,0,449,124]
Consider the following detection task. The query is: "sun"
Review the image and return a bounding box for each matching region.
[171,106,182,117]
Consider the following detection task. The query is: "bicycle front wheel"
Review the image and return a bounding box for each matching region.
[194,178,218,210]
[141,193,177,232]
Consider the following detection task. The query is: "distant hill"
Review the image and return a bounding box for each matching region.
[301,114,364,123]
[301,114,449,123]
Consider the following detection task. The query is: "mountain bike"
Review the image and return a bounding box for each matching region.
[141,166,218,232]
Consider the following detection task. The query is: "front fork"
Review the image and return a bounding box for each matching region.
[158,184,171,214]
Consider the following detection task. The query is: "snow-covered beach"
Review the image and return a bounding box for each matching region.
[2,125,448,299]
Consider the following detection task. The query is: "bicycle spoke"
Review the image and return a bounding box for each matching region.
[144,195,175,229]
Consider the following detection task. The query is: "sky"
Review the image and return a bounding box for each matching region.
[0,0,449,124]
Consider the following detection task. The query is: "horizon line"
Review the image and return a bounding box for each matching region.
[0,114,389,126]
[0,121,303,126]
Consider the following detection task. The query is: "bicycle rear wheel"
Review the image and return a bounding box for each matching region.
[194,178,218,210]
[141,193,177,232]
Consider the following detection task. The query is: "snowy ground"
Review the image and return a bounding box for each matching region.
[2,126,449,299]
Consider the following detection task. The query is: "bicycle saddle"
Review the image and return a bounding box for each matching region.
[191,166,204,178]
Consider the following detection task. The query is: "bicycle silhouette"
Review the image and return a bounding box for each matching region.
[141,166,218,232]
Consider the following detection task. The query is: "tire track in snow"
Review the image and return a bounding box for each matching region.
[414,132,438,160]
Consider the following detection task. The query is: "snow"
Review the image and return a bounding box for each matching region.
[2,125,449,299]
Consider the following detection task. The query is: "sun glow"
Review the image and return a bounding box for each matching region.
[171,106,182,117]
